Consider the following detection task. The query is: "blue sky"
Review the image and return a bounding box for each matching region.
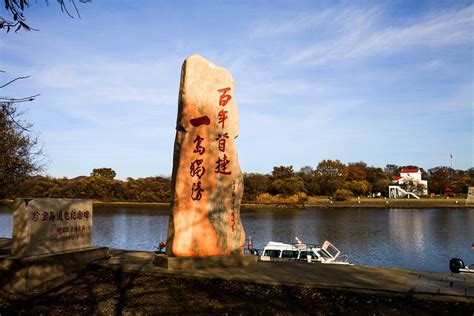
[1,0,473,179]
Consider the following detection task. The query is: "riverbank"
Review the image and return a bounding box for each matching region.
[1,246,473,314]
[91,198,474,210]
[2,198,473,210]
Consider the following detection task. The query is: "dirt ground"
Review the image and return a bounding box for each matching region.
[1,266,473,315]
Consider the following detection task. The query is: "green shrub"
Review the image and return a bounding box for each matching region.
[333,188,354,201]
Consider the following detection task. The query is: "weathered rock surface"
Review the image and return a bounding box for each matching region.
[166,55,245,256]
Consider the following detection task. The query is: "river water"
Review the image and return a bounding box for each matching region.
[1,206,473,273]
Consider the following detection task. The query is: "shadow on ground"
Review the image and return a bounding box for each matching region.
[0,265,473,315]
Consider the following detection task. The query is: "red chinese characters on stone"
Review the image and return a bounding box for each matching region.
[230,212,236,232]
[216,133,229,152]
[215,154,231,175]
[218,87,232,107]
[190,115,210,127]
[193,135,205,155]
[191,181,204,201]
[56,225,86,234]
[31,210,89,222]
[218,109,228,129]
[32,211,40,222]
[189,133,207,200]
[190,159,206,179]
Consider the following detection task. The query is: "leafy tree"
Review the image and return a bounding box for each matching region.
[271,165,295,179]
[427,167,451,194]
[333,188,353,201]
[243,173,270,201]
[0,103,44,199]
[268,177,306,197]
[315,159,347,195]
[451,173,473,194]
[347,162,367,181]
[297,166,320,196]
[384,164,399,176]
[91,167,116,179]
[467,168,474,178]
[268,165,306,197]
[366,166,391,195]
[298,166,314,176]
[344,180,370,196]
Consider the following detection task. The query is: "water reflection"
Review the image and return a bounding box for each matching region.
[0,206,13,238]
[0,205,473,272]
[390,209,426,256]
[93,207,169,250]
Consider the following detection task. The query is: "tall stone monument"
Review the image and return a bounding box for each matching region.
[166,55,245,257]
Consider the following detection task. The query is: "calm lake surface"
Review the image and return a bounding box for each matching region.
[1,206,473,273]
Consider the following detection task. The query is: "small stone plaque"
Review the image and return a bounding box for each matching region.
[12,198,93,257]
[467,187,474,201]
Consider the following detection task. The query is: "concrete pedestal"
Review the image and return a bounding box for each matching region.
[153,254,258,270]
[0,246,109,294]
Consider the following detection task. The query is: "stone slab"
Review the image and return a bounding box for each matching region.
[439,287,466,296]
[153,254,257,270]
[413,284,439,294]
[0,246,109,294]
[12,198,93,257]
[467,288,474,297]
[428,279,451,287]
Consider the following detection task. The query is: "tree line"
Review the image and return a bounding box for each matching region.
[1,103,472,202]
[244,162,473,202]
[3,164,472,203]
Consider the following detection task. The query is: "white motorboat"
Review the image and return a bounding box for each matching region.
[260,237,352,265]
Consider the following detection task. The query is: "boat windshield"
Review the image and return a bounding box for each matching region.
[299,251,316,260]
[263,249,281,258]
[317,249,331,259]
[281,250,299,259]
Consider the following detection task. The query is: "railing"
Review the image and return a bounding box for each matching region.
[388,186,420,199]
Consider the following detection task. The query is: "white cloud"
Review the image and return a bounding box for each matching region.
[285,5,473,66]
[250,9,334,38]
[33,56,181,105]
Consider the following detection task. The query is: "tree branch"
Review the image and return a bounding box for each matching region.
[0,94,41,103]
[1,0,87,33]
[0,75,30,88]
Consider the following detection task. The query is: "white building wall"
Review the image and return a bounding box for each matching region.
[394,170,428,195]
[400,171,422,181]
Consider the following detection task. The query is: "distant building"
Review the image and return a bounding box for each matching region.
[392,168,428,195]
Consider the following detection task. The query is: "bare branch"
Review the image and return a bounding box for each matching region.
[71,0,81,19]
[59,0,75,19]
[1,0,86,33]
[0,75,31,88]
[0,94,41,103]
[1,104,32,132]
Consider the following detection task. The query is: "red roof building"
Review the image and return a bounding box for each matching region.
[393,168,428,195]
[400,168,419,173]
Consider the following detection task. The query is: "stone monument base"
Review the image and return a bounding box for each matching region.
[153,254,258,270]
[0,246,110,294]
